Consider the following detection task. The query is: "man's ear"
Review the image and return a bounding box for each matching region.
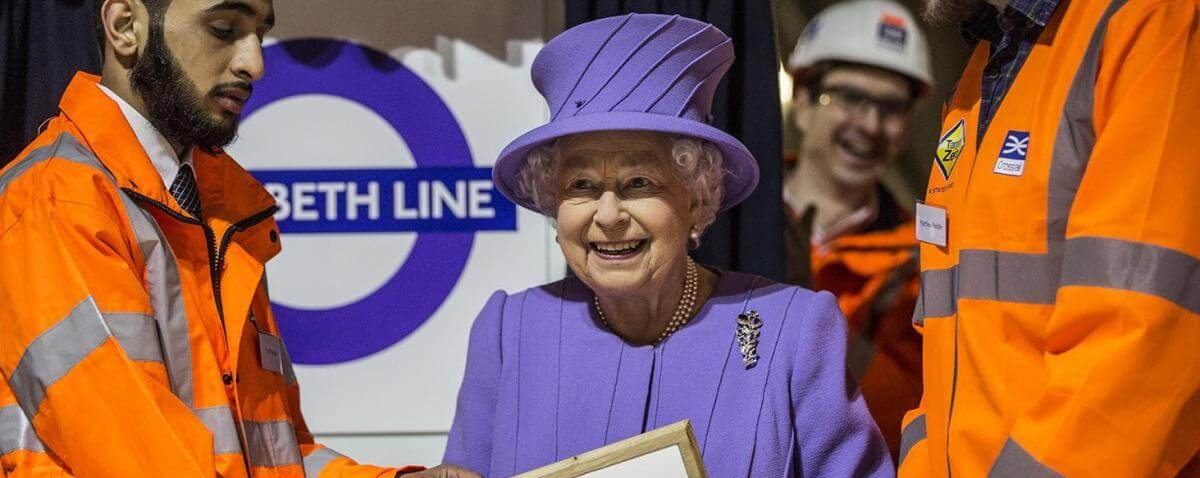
[101,0,144,58]
[792,84,814,134]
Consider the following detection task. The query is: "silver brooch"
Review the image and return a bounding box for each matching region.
[736,310,763,369]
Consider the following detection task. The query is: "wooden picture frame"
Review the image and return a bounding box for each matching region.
[511,420,708,478]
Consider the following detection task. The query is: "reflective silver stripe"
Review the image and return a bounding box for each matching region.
[244,420,302,467]
[9,297,113,418]
[281,344,298,387]
[1063,236,1200,315]
[0,405,45,454]
[103,313,163,363]
[898,414,926,466]
[920,250,1060,318]
[0,134,106,198]
[958,249,1059,305]
[193,406,243,455]
[916,249,1060,317]
[918,235,1200,317]
[1048,0,1129,246]
[988,438,1064,478]
[911,289,925,326]
[919,266,959,318]
[303,447,346,478]
[118,192,196,408]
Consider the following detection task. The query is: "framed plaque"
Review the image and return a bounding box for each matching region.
[511,420,707,478]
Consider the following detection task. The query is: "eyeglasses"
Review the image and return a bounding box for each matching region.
[817,85,912,122]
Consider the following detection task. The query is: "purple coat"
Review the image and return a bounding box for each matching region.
[444,271,893,477]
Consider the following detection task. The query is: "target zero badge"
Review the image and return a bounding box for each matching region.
[935,118,966,180]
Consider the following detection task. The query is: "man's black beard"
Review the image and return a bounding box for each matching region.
[130,23,241,154]
[923,0,988,26]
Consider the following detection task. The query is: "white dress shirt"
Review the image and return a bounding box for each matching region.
[97,84,195,189]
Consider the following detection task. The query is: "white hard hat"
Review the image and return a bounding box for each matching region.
[787,0,933,94]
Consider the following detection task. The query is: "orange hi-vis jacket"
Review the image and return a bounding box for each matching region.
[811,221,921,464]
[0,73,406,477]
[899,1,1200,477]
[785,193,922,463]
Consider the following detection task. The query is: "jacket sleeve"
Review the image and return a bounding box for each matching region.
[996,2,1200,476]
[269,291,417,477]
[790,291,893,478]
[896,406,931,478]
[442,291,508,476]
[280,359,416,478]
[898,284,930,477]
[0,164,217,477]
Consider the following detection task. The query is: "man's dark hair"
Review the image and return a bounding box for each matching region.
[94,0,172,55]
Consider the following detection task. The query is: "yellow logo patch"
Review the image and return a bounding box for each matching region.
[935,119,967,180]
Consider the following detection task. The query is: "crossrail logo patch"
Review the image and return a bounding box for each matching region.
[993,130,1029,177]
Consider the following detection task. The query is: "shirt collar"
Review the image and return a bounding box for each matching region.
[962,0,1060,45]
[96,84,194,190]
[782,187,881,248]
[1008,0,1059,27]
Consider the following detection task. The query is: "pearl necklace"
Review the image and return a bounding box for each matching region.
[593,258,699,345]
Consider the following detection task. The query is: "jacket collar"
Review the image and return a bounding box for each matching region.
[96,83,193,190]
[60,72,277,226]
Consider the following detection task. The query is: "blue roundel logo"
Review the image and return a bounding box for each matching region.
[242,39,516,364]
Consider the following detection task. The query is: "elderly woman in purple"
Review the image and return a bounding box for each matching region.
[443,13,892,478]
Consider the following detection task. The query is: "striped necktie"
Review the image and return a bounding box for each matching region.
[170,164,202,218]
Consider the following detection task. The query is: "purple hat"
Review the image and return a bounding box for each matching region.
[493,13,760,213]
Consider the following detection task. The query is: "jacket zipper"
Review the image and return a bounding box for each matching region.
[211,206,279,321]
[208,205,276,477]
[126,189,277,473]
[124,189,277,324]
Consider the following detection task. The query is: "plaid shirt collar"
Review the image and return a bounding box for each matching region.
[962,0,1060,45]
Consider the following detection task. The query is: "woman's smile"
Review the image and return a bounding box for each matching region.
[589,239,648,261]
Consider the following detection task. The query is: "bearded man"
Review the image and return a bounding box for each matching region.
[0,1,476,477]
[900,0,1200,476]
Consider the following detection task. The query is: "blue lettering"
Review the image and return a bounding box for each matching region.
[254,168,517,233]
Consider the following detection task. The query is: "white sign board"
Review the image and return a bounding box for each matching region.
[227,2,563,437]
